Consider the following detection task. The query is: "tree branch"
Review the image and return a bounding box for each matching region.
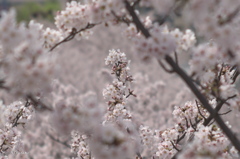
[158,60,174,73]
[27,94,53,111]
[125,0,240,153]
[124,0,151,38]
[46,132,71,148]
[203,95,236,126]
[165,55,240,152]
[170,140,180,152]
[50,23,98,52]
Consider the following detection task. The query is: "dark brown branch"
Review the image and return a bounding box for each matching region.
[125,0,240,153]
[0,80,10,91]
[189,119,196,131]
[126,89,136,98]
[218,110,232,115]
[208,119,215,126]
[124,0,151,38]
[11,100,32,127]
[203,95,237,126]
[193,117,202,128]
[174,51,178,65]
[0,79,52,112]
[165,55,240,152]
[111,11,131,25]
[195,100,206,120]
[12,109,24,127]
[218,64,224,81]
[0,139,7,152]
[50,23,97,51]
[219,5,240,25]
[27,94,52,111]
[176,132,186,144]
[231,66,239,84]
[46,132,71,148]
[170,141,180,152]
[158,60,174,73]
[184,117,189,129]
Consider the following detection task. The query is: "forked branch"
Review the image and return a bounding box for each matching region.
[124,0,240,153]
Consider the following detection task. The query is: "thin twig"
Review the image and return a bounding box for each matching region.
[158,60,174,73]
[170,141,180,152]
[219,5,240,25]
[203,95,237,126]
[218,110,232,116]
[184,117,189,129]
[50,23,98,51]
[27,94,52,111]
[195,100,206,120]
[111,11,131,25]
[174,51,178,65]
[12,109,24,127]
[193,117,202,128]
[231,67,239,84]
[0,80,10,91]
[46,132,71,148]
[208,119,215,126]
[126,89,136,98]
[189,119,196,131]
[218,64,224,81]
[11,100,31,127]
[176,132,186,144]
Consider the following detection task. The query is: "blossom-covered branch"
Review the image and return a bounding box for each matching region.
[124,0,240,153]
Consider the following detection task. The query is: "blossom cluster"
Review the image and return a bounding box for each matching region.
[103,49,134,121]
[125,18,196,60]
[68,49,140,159]
[3,101,34,126]
[50,81,103,135]
[0,9,55,97]
[71,131,90,159]
[44,0,135,48]
[153,99,236,159]
[0,0,240,159]
[178,125,231,159]
[187,0,240,67]
[0,100,34,155]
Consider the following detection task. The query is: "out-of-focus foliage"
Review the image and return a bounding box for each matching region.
[16,0,60,22]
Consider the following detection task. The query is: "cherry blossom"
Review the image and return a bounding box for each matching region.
[0,0,240,158]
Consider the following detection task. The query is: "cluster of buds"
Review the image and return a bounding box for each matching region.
[103,49,136,122]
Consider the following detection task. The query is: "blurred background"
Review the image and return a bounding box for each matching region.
[0,0,187,130]
[1,0,239,132]
[0,0,66,22]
